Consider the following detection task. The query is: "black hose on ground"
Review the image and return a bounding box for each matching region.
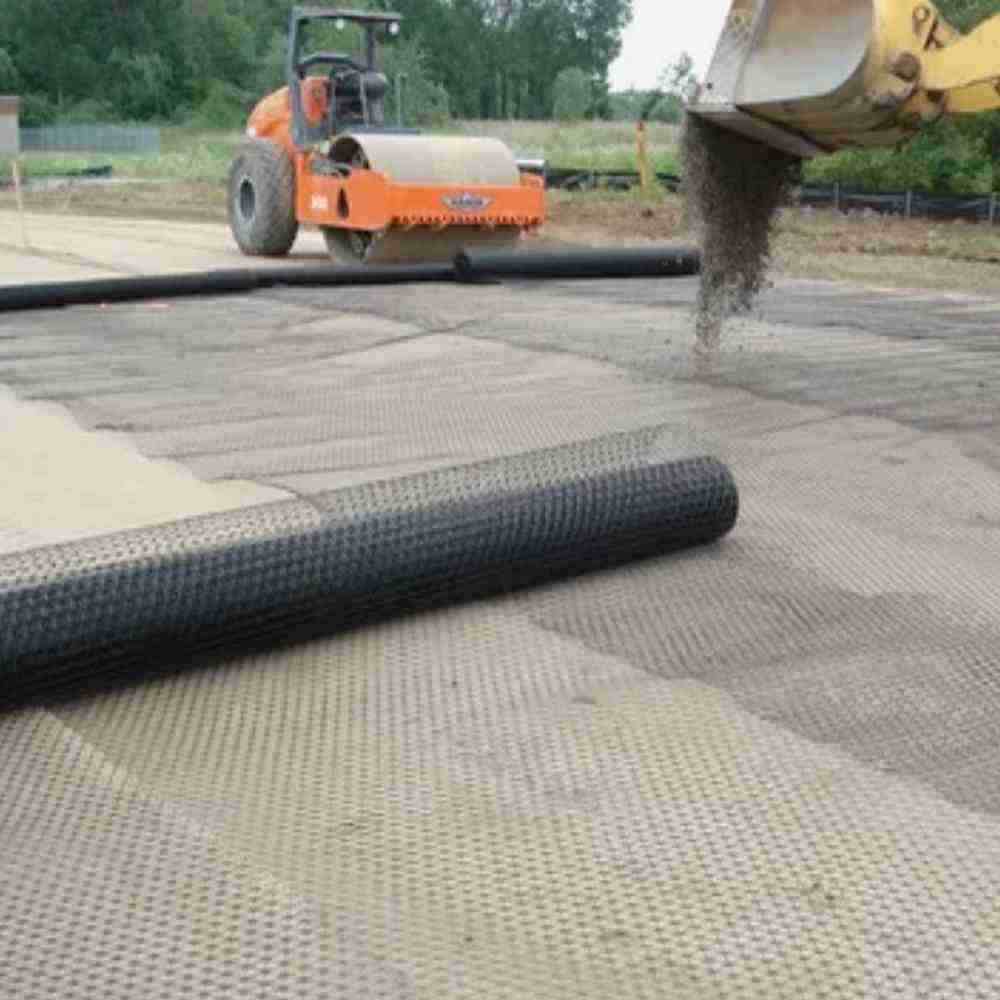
[455,245,701,281]
[255,263,456,288]
[0,264,457,313]
[0,248,701,313]
[0,270,261,312]
[0,433,737,704]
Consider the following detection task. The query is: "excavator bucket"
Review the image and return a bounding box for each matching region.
[689,0,922,156]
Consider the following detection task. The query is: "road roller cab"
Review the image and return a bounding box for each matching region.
[228,7,545,264]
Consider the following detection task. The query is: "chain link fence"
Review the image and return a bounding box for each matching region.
[538,165,998,224]
[19,125,161,155]
[799,184,999,224]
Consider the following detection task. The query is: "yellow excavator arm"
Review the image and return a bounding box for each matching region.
[913,9,1000,96]
[689,0,1000,157]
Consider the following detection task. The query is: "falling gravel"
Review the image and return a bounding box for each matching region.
[681,112,802,352]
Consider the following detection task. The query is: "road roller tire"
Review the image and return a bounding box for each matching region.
[323,227,377,264]
[228,139,298,257]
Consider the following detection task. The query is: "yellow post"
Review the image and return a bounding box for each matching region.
[636,120,653,196]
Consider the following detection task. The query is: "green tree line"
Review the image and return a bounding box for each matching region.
[0,0,995,193]
[0,0,630,126]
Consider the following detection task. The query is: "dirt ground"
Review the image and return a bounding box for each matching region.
[3,178,999,294]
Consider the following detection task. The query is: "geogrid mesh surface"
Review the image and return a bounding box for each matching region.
[3,275,1000,998]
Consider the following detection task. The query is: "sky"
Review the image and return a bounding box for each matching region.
[609,0,732,92]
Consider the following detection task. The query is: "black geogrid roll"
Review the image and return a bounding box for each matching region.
[0,436,737,701]
[455,245,701,280]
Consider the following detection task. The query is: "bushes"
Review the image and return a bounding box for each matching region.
[54,99,119,125]
[0,47,19,92]
[253,31,288,101]
[17,94,58,126]
[803,122,992,195]
[107,51,174,122]
[190,81,253,131]
[382,39,451,128]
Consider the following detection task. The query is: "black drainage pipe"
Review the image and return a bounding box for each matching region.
[0,248,700,314]
[0,263,456,313]
[0,270,261,312]
[0,431,737,705]
[256,262,456,288]
[455,245,701,281]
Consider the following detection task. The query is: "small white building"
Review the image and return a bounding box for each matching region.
[0,96,20,156]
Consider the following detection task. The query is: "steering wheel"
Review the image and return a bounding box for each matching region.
[295,52,366,78]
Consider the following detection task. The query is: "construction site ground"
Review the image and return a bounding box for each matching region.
[4,183,1000,293]
[2,208,1000,997]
